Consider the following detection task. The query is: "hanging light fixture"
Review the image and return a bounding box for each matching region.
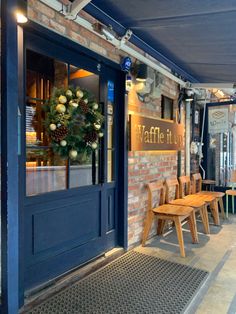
[136,63,147,82]
[15,0,28,24]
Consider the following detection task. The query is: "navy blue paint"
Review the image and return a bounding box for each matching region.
[87,1,236,83]
[1,1,20,313]
[84,3,198,83]
[117,76,128,249]
[21,23,127,290]
[18,25,26,307]
[33,195,100,254]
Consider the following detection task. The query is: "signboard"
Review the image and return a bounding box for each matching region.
[129,115,184,151]
[208,107,228,134]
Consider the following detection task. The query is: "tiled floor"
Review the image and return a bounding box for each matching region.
[136,214,236,314]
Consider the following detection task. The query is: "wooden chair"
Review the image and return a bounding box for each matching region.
[226,170,236,218]
[179,175,220,225]
[192,173,225,221]
[165,177,210,234]
[142,181,198,258]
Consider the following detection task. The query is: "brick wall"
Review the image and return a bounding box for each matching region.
[127,75,180,246]
[29,0,183,247]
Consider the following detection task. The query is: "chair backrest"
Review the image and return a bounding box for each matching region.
[147,181,165,211]
[192,173,202,193]
[178,176,191,198]
[230,170,236,183]
[165,178,180,203]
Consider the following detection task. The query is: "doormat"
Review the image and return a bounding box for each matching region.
[28,251,208,314]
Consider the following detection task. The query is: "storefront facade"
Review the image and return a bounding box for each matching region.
[1,1,188,312]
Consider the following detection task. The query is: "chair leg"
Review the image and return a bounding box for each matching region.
[232,196,235,214]
[200,205,210,234]
[188,212,199,243]
[218,197,225,219]
[210,200,220,225]
[174,217,186,258]
[226,194,229,218]
[142,210,155,246]
[157,219,165,235]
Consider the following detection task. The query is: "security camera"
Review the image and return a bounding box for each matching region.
[186,89,194,96]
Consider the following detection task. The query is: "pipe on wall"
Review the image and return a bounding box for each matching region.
[185,101,191,175]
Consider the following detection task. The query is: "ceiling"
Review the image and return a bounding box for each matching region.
[82,0,236,83]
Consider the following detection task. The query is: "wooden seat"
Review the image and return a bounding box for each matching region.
[192,173,225,222]
[142,181,198,257]
[226,170,236,217]
[226,190,236,196]
[165,177,210,234]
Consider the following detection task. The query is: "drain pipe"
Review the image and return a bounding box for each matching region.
[185,100,191,175]
[199,99,207,179]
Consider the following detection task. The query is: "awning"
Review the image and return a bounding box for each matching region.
[83,0,236,83]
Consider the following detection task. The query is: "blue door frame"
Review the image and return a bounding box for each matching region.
[1,14,128,312]
[1,1,20,313]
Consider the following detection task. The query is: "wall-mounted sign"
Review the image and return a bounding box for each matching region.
[208,107,228,134]
[129,115,184,151]
[120,56,132,72]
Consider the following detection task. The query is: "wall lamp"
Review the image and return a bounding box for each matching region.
[136,63,147,82]
[15,0,28,24]
[184,89,194,101]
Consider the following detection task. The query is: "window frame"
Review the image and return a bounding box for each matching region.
[161,95,174,120]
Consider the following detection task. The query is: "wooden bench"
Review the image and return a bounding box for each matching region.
[165,177,210,234]
[142,181,198,257]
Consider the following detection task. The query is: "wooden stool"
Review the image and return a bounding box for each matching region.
[142,181,198,258]
[192,173,225,221]
[166,177,210,234]
[226,190,236,218]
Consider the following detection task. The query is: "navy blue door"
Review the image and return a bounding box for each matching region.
[22,31,121,290]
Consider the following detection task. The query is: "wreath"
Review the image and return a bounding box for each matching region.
[43,86,104,159]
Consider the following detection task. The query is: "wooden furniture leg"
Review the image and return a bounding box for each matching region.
[210,200,220,225]
[188,212,199,243]
[199,205,210,234]
[157,219,165,235]
[226,193,229,218]
[232,194,235,214]
[175,217,185,258]
[142,210,155,246]
[218,197,225,219]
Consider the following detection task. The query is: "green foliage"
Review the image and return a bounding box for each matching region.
[43,86,104,159]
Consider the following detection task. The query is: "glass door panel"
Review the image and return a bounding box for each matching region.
[68,65,100,188]
[26,50,68,196]
[207,104,236,186]
[26,52,102,194]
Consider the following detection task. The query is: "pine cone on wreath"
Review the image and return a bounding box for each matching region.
[79,99,89,114]
[51,125,68,142]
[84,131,98,143]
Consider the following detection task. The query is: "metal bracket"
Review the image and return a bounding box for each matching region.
[65,0,91,20]
[118,29,133,48]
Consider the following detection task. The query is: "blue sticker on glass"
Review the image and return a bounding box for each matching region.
[108,80,114,102]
